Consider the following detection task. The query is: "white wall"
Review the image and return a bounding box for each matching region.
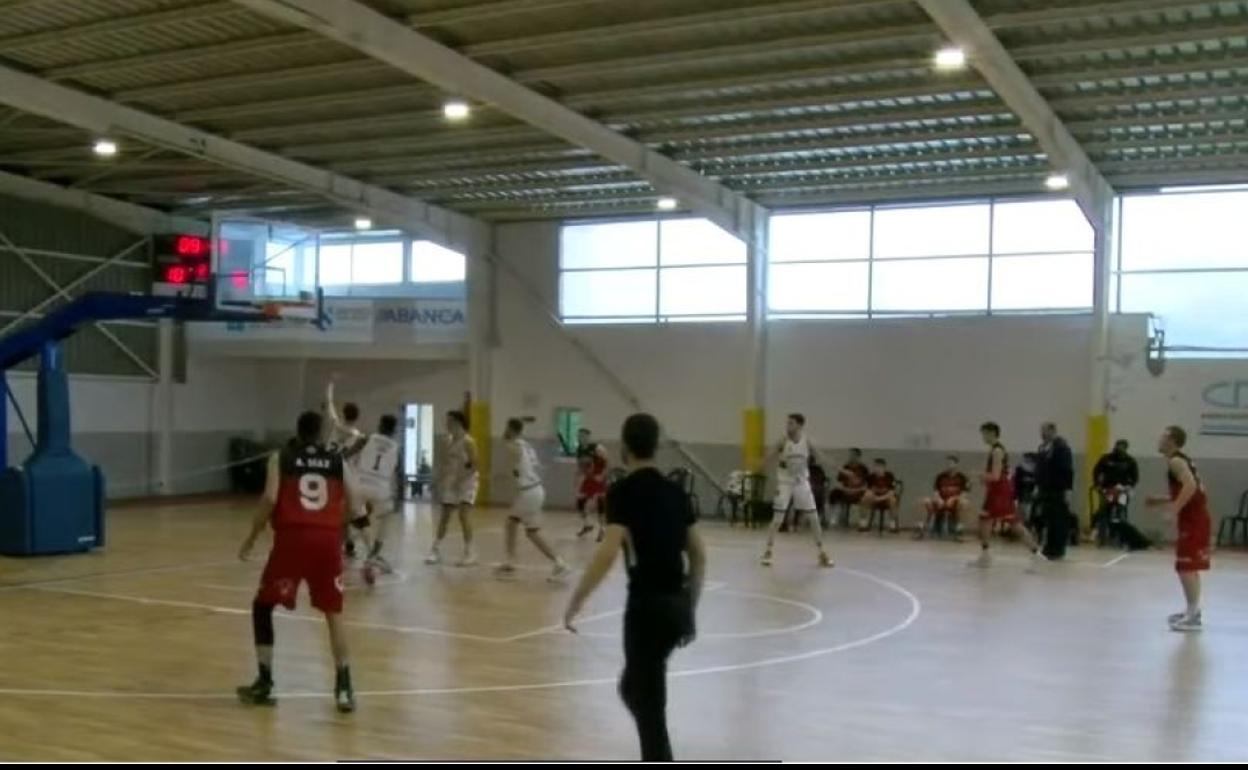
[489,220,1247,535]
[492,220,1125,450]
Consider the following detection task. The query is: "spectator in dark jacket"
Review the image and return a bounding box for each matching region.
[1035,422,1075,559]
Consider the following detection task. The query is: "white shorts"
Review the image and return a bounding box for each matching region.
[510,485,546,529]
[774,478,816,512]
[441,474,479,506]
[351,487,395,520]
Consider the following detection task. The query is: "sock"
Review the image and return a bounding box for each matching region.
[257,663,272,684]
[336,665,352,691]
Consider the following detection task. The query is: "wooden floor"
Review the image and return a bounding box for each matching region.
[1,498,1246,762]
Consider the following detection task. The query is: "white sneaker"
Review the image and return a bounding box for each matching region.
[1170,613,1203,633]
[1167,611,1189,625]
[1025,550,1049,573]
[818,551,834,569]
[760,550,773,567]
[424,550,441,565]
[968,550,992,568]
[457,553,478,567]
[549,561,570,582]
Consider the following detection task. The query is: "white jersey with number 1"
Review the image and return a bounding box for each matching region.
[355,434,399,498]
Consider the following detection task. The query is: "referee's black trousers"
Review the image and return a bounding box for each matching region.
[620,592,688,762]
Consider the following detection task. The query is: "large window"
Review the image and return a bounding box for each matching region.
[319,238,404,287]
[559,218,746,323]
[769,198,1093,318]
[318,232,466,294]
[1115,187,1248,355]
[410,240,467,283]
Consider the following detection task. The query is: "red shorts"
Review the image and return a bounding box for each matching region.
[578,478,606,499]
[256,529,344,614]
[1175,507,1212,573]
[981,484,1017,522]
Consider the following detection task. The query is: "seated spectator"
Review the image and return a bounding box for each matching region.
[858,458,900,533]
[916,454,970,541]
[828,448,870,519]
[1092,439,1141,542]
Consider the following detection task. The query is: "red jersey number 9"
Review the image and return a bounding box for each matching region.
[299,473,329,512]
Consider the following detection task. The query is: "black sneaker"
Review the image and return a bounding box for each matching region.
[236,678,276,706]
[335,685,356,713]
[335,668,356,713]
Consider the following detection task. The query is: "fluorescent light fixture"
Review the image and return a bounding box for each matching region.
[656,197,678,211]
[354,216,373,231]
[442,98,471,121]
[1045,173,1070,191]
[92,138,118,157]
[933,47,967,70]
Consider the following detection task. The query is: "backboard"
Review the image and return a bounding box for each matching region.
[211,216,323,323]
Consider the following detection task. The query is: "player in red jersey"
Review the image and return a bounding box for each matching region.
[971,422,1045,570]
[917,454,970,541]
[237,411,357,712]
[575,428,610,541]
[1146,425,1212,633]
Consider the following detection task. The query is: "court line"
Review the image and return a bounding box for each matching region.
[0,559,242,593]
[576,589,822,641]
[199,571,412,594]
[499,581,728,642]
[1101,552,1131,568]
[0,568,920,700]
[30,585,503,643]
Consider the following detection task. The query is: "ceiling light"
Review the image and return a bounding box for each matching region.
[354,216,373,231]
[656,197,678,211]
[92,138,118,157]
[442,98,471,121]
[1045,173,1070,191]
[933,47,967,70]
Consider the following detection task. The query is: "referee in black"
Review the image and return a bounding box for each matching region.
[565,413,707,762]
[1036,421,1075,559]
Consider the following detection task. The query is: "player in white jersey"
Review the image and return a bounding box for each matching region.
[427,410,479,566]
[760,413,834,568]
[349,414,401,586]
[493,418,570,581]
[325,380,365,559]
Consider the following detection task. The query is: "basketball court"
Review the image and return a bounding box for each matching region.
[1,501,1245,761]
[3,0,1248,763]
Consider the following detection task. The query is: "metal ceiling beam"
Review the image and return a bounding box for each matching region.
[114,21,941,105]
[452,0,906,59]
[916,0,1114,222]
[0,2,242,53]
[234,0,766,240]
[0,64,487,252]
[0,169,207,235]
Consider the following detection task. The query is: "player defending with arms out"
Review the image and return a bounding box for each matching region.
[575,428,610,541]
[972,421,1045,570]
[760,414,834,568]
[325,379,364,559]
[428,410,479,566]
[1146,425,1212,633]
[237,411,356,713]
[494,418,570,580]
[349,414,401,586]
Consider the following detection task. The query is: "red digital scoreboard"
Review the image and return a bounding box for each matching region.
[151,234,218,298]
